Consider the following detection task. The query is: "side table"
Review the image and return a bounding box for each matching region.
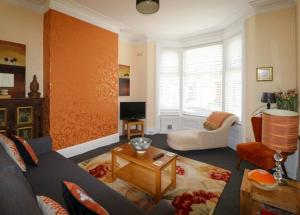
[240,169,300,215]
[123,120,144,140]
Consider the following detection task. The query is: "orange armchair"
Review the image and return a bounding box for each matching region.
[236,116,288,175]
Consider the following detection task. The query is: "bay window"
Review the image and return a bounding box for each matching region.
[158,34,242,120]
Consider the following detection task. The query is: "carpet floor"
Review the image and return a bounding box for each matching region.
[70,134,257,215]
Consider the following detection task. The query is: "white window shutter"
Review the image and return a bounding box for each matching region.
[159,48,180,115]
[224,34,242,120]
[182,44,223,116]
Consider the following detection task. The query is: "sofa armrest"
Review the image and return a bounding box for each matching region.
[147,200,175,215]
[28,136,52,155]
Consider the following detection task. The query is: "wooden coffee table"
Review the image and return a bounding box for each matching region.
[111,143,177,202]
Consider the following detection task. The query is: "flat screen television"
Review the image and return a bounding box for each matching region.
[120,102,146,120]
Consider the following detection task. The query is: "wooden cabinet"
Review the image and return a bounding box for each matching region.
[0,98,45,140]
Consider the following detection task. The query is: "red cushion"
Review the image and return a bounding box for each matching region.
[236,142,276,170]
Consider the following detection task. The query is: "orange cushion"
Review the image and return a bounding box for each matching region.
[203,111,233,130]
[236,142,277,170]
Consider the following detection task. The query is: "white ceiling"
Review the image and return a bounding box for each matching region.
[73,0,253,40]
[8,0,296,40]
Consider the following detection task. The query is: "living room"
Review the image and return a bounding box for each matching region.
[0,0,300,214]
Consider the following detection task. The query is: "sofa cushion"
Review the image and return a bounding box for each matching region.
[0,145,41,215]
[203,112,233,130]
[11,135,38,165]
[0,134,26,171]
[25,151,145,215]
[62,181,109,215]
[37,195,69,215]
[167,129,199,150]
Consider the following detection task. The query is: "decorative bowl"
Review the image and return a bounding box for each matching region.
[248,169,278,191]
[130,137,152,153]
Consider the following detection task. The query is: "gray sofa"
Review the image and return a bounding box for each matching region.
[0,136,174,215]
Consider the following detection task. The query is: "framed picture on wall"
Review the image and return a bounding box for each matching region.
[256,67,273,81]
[17,106,33,125]
[17,126,33,141]
[0,108,7,127]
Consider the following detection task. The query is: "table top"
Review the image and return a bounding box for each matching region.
[112,143,177,171]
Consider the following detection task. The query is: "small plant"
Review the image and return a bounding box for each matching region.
[275,89,298,112]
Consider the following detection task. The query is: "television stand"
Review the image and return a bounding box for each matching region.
[123,120,144,140]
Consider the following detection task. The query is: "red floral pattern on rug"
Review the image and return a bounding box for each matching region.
[172,190,219,215]
[209,170,231,182]
[89,164,110,178]
[176,166,185,175]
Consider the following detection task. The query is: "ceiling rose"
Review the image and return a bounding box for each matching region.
[136,0,159,14]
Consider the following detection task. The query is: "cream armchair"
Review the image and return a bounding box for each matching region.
[167,115,239,151]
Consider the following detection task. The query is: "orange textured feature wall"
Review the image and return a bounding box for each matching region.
[44,10,118,150]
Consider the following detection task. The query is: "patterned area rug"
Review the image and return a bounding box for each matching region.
[78,151,231,215]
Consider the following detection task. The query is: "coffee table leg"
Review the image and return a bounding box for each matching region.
[155,170,161,203]
[171,159,176,189]
[112,151,116,181]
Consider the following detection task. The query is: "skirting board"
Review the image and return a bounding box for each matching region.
[118,127,159,136]
[145,127,159,135]
[57,133,119,158]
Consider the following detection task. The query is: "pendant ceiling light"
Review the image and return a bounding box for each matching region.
[136,0,159,14]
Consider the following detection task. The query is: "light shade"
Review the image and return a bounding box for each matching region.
[261,92,276,103]
[262,109,299,153]
[136,0,159,14]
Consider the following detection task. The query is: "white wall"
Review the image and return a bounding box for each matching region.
[0,0,43,96]
[245,7,297,140]
[118,39,156,134]
[245,7,298,179]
